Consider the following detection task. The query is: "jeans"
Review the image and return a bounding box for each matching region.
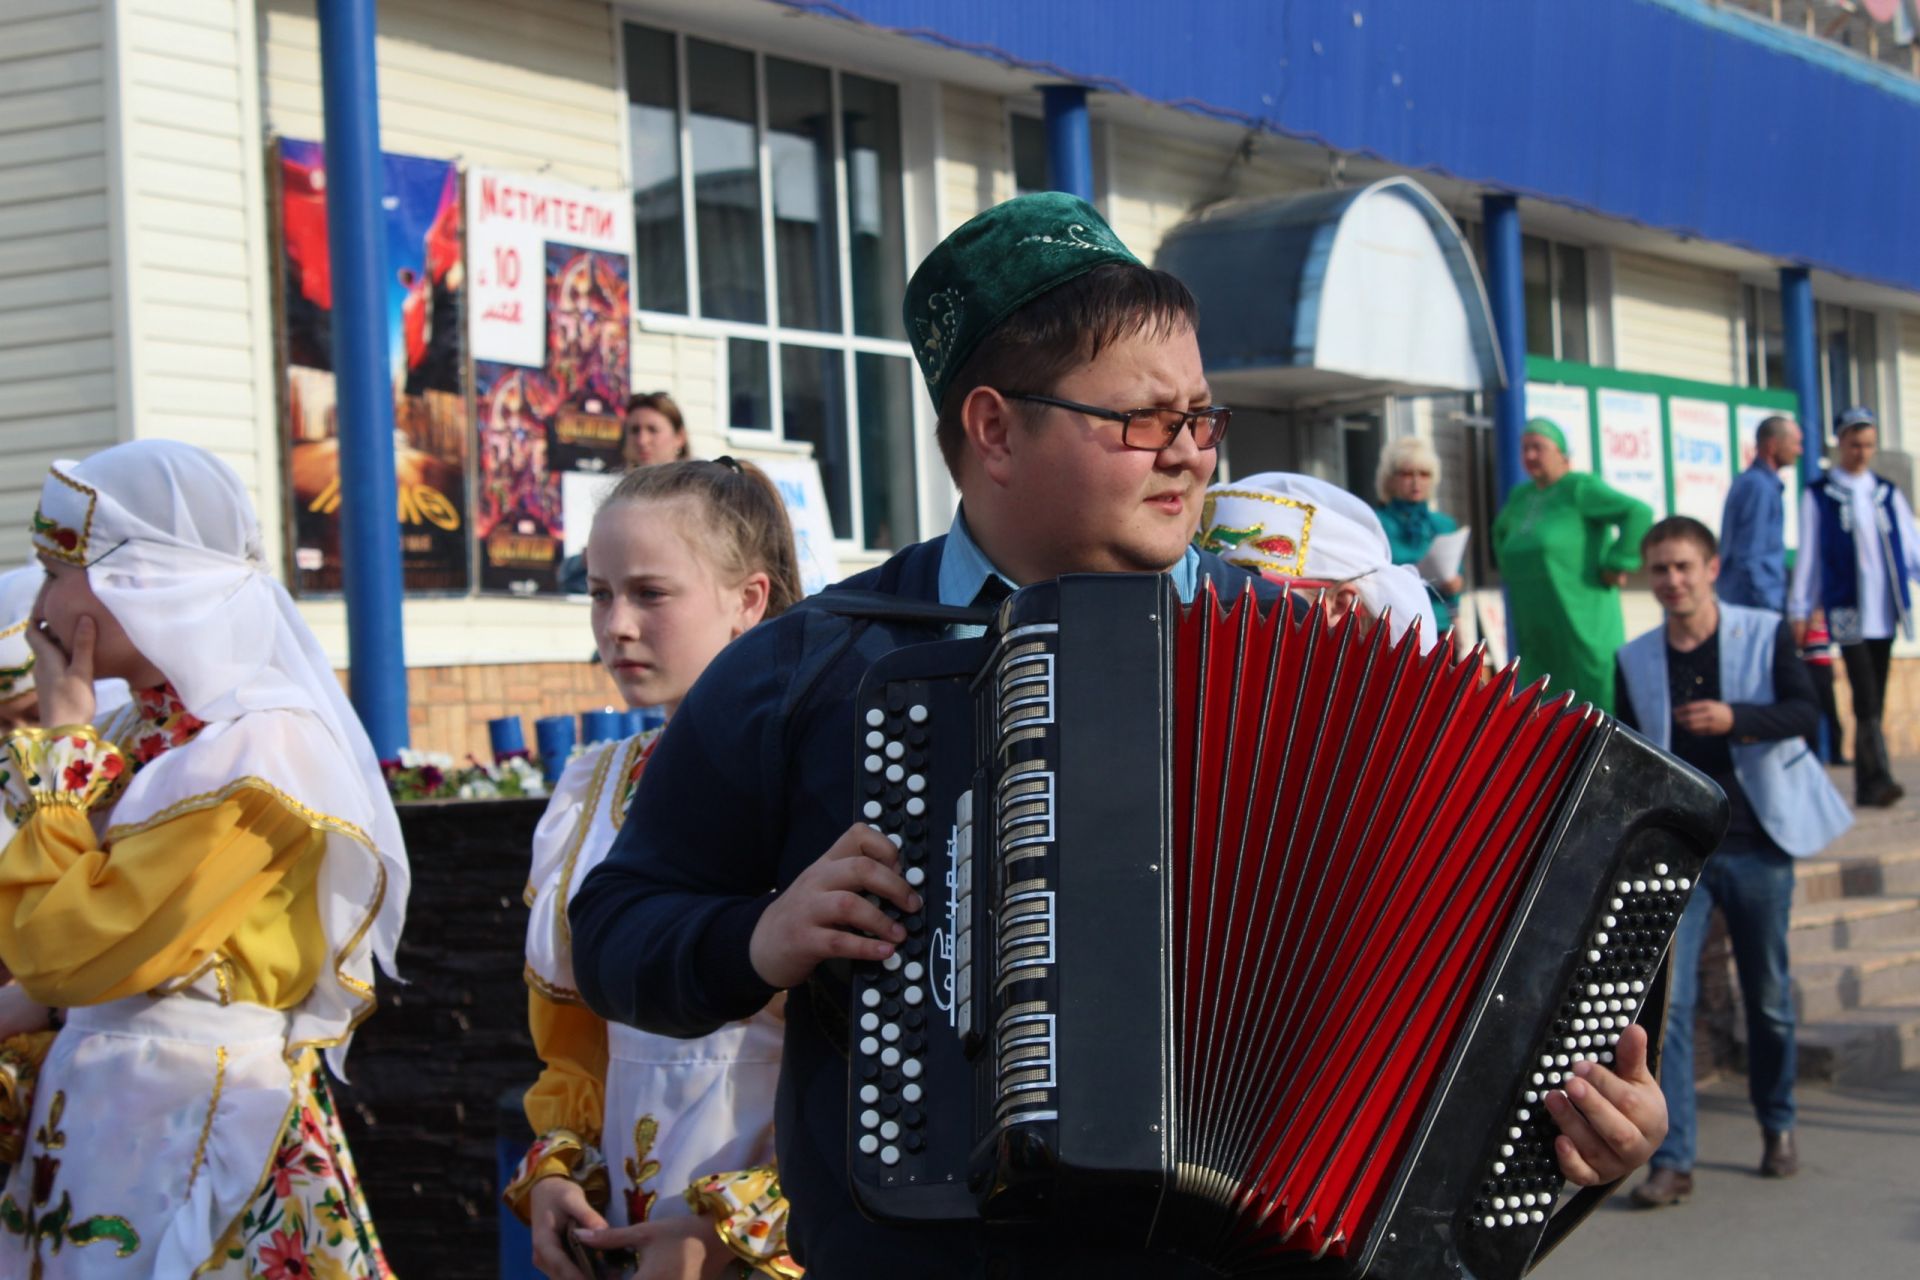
[1651,835,1797,1171]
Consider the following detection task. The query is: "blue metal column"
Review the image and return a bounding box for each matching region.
[1780,266,1822,486]
[318,0,409,757]
[1482,195,1528,503]
[1482,195,1528,661]
[1041,85,1093,201]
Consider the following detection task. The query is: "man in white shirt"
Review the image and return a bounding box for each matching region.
[1788,407,1920,807]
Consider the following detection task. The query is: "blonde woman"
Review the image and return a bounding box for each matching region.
[1374,435,1463,625]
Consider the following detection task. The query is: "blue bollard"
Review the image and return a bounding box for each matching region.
[488,715,527,762]
[580,708,626,745]
[534,715,576,785]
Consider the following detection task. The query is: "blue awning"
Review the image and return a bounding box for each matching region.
[1155,177,1504,404]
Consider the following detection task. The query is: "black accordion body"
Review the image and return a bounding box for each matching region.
[843,574,1726,1278]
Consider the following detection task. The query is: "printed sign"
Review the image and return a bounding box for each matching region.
[1596,388,1668,518]
[468,168,634,593]
[1668,397,1734,528]
[754,455,842,597]
[275,138,471,593]
[1524,382,1594,475]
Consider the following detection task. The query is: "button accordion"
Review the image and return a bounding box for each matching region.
[845,574,1725,1278]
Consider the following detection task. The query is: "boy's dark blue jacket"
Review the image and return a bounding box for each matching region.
[570,534,1281,1276]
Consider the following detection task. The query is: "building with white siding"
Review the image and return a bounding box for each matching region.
[5,0,1920,755]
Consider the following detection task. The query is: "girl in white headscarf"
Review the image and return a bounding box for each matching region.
[0,440,408,1278]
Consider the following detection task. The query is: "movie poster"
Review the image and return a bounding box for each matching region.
[275,137,472,594]
[468,168,633,594]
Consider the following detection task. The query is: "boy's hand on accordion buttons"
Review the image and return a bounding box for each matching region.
[1545,1023,1667,1185]
[749,822,922,989]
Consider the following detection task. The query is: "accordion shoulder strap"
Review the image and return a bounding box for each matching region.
[794,589,996,628]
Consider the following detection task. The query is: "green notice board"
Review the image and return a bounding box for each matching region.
[1523,357,1801,550]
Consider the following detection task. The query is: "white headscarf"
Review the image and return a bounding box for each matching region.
[0,566,39,701]
[1197,471,1441,652]
[30,440,409,1071]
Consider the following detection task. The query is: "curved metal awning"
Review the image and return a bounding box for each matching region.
[1154,177,1505,405]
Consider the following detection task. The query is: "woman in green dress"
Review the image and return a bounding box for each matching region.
[1492,417,1653,714]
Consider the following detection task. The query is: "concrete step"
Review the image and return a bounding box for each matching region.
[1793,858,1848,908]
[1790,941,1920,1022]
[1791,1003,1920,1085]
[1838,845,1920,897]
[1787,895,1920,950]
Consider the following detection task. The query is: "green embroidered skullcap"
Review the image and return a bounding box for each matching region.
[903,192,1141,407]
[1524,417,1570,455]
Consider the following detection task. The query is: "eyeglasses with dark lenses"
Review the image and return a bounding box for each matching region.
[1001,392,1231,451]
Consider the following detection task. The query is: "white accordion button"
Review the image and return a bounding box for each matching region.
[881,1047,901,1067]
[885,741,905,761]
[862,989,881,1009]
[881,1144,901,1166]
[861,1108,880,1129]
[863,801,883,820]
[867,708,886,727]
[859,1037,878,1056]
[904,986,924,1006]
[883,951,902,972]
[903,1083,923,1104]
[905,962,925,982]
[887,833,904,848]
[860,1134,879,1155]
[908,775,927,794]
[906,867,926,888]
[866,730,885,749]
[860,1012,879,1032]
[865,754,884,774]
[880,1120,900,1141]
[902,1058,923,1079]
[1655,862,1670,876]
[906,797,927,817]
[886,764,905,783]
[860,1085,879,1104]
[882,1023,901,1043]
[908,704,929,723]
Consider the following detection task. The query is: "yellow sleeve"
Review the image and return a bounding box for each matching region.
[0,787,322,1008]
[523,985,609,1142]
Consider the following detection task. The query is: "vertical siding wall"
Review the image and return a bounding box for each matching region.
[938,86,1011,235]
[117,0,280,566]
[0,0,119,556]
[1899,315,1920,453]
[1610,249,1741,384]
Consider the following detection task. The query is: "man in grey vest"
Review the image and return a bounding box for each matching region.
[1615,516,1852,1208]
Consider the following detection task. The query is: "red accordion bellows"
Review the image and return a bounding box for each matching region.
[1170,588,1599,1264]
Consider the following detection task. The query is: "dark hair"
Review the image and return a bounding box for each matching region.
[624,391,690,462]
[598,458,803,616]
[1642,515,1717,561]
[1755,414,1794,446]
[933,262,1198,476]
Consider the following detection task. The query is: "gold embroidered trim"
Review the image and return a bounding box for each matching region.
[1197,488,1316,577]
[0,620,27,642]
[99,776,389,1062]
[523,960,584,1008]
[554,744,619,952]
[605,730,657,832]
[184,1046,229,1197]
[195,1054,306,1278]
[32,467,99,566]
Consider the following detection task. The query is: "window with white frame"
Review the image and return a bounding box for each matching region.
[623,22,920,551]
[1742,284,1879,435]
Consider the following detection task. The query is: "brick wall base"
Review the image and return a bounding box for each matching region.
[345,661,626,764]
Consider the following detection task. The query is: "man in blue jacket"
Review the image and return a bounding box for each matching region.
[570,193,1670,1275]
[1616,516,1852,1209]
[1717,414,1801,611]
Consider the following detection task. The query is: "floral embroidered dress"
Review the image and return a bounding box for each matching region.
[506,732,797,1277]
[0,444,409,1280]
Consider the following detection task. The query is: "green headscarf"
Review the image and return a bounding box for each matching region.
[902,192,1142,407]
[1524,417,1570,456]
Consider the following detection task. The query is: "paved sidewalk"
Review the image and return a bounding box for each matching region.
[1541,1054,1920,1277]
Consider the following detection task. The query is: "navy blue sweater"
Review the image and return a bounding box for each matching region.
[570,537,1281,1276]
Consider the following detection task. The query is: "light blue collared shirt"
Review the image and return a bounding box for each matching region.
[937,507,1202,636]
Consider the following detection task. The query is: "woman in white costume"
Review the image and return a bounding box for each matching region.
[0,441,408,1278]
[506,459,802,1280]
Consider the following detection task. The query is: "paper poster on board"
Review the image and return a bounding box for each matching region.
[469,168,634,593]
[275,138,471,594]
[1523,383,1594,475]
[1596,388,1668,517]
[1737,405,1800,552]
[753,455,842,597]
[1668,397,1734,530]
